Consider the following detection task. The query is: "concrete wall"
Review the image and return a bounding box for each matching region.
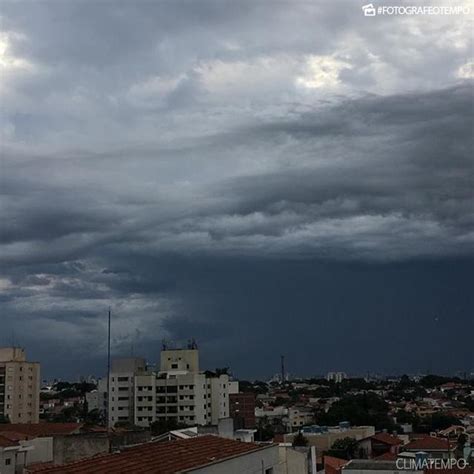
[52,430,151,465]
[279,445,309,474]
[0,447,17,474]
[110,430,151,451]
[160,349,199,373]
[188,445,280,474]
[22,437,53,465]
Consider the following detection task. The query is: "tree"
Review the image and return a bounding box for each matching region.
[456,433,468,457]
[255,416,275,442]
[292,432,308,447]
[413,413,460,433]
[84,409,102,426]
[150,418,186,436]
[326,437,357,460]
[318,393,396,431]
[0,414,10,424]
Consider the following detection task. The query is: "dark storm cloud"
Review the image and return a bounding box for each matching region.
[0,1,472,377]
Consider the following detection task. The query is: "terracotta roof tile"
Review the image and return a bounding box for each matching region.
[403,437,451,451]
[0,431,29,442]
[28,435,272,474]
[425,469,474,474]
[0,434,18,448]
[370,432,403,446]
[374,452,398,461]
[325,455,349,469]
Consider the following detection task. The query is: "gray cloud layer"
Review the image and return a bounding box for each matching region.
[0,1,473,377]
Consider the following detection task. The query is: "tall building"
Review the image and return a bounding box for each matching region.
[229,392,256,429]
[108,357,147,426]
[106,343,233,428]
[327,371,348,383]
[0,347,40,423]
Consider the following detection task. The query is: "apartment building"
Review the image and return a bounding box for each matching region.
[108,357,147,426]
[327,372,348,383]
[107,345,232,428]
[230,392,256,429]
[0,347,40,424]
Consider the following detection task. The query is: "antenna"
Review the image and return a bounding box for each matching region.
[106,307,111,432]
[281,355,285,384]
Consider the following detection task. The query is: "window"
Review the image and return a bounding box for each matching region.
[265,469,274,474]
[5,458,11,466]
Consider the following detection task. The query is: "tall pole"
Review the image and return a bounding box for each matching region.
[281,355,285,384]
[106,307,111,431]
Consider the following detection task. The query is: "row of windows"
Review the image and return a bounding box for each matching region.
[4,375,34,381]
[3,391,34,398]
[5,366,35,372]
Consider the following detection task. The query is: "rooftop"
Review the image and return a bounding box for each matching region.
[369,432,403,446]
[403,436,451,451]
[343,460,399,471]
[28,435,272,473]
[0,423,82,438]
[0,434,18,448]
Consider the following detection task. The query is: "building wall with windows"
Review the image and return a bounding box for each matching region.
[0,347,40,424]
[134,372,230,428]
[106,349,230,428]
[107,358,146,427]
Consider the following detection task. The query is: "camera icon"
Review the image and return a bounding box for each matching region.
[362,4,376,16]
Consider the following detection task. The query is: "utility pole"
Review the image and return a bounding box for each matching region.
[106,307,111,432]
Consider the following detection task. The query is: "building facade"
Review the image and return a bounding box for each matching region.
[327,372,348,383]
[229,392,256,429]
[106,347,232,428]
[107,357,147,426]
[0,347,40,424]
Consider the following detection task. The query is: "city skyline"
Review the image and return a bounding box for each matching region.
[1,1,473,379]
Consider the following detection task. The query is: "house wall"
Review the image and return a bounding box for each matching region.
[0,447,17,474]
[22,437,54,465]
[279,446,309,474]
[53,434,109,465]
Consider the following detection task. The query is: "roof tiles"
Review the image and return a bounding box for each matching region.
[28,435,272,474]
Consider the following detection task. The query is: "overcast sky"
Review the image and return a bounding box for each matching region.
[0,1,473,380]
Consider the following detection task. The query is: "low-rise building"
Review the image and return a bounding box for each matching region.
[288,405,314,429]
[401,436,452,459]
[0,434,30,474]
[355,432,403,459]
[284,424,375,463]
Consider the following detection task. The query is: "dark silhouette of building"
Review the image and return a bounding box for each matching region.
[229,392,256,429]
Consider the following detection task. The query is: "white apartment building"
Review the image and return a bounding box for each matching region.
[107,346,232,428]
[107,357,147,426]
[0,347,40,424]
[327,371,348,383]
